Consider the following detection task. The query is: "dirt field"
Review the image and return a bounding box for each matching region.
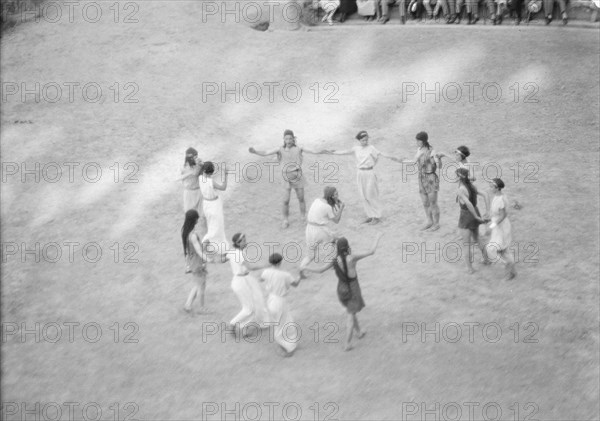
[1,1,599,420]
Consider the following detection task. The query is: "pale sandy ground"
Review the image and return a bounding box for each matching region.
[1,1,599,420]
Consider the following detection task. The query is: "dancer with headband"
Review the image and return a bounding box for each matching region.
[485,178,517,280]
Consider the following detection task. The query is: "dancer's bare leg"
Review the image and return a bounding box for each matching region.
[428,191,440,231]
[461,228,475,274]
[282,188,291,228]
[344,311,355,351]
[420,192,433,230]
[295,187,307,221]
[354,314,366,338]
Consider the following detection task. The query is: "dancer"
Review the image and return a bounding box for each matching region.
[249,129,331,229]
[330,130,401,225]
[456,167,490,274]
[399,132,442,231]
[300,186,345,269]
[181,209,211,315]
[259,253,302,357]
[486,178,517,280]
[226,233,271,336]
[301,233,384,351]
[178,147,204,212]
[437,145,476,182]
[200,161,231,259]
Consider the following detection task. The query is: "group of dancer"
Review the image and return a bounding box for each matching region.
[177,129,516,355]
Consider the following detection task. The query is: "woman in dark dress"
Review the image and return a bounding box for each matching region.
[456,168,489,274]
[337,0,358,21]
[301,233,383,351]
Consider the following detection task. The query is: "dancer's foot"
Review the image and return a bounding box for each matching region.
[427,223,440,232]
[369,218,381,225]
[357,331,367,339]
[344,343,354,352]
[281,219,290,229]
[185,265,191,274]
[467,267,475,274]
[362,218,373,224]
[420,222,433,231]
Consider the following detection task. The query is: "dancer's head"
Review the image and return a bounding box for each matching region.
[490,178,505,192]
[355,130,369,146]
[185,147,198,167]
[336,237,351,275]
[203,161,215,176]
[269,253,283,266]
[416,131,430,149]
[456,167,471,185]
[455,145,470,161]
[323,186,338,208]
[283,129,296,148]
[336,237,351,256]
[232,233,247,249]
[181,209,200,255]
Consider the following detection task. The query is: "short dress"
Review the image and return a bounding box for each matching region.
[187,232,207,278]
[457,184,481,231]
[279,146,305,189]
[416,147,439,195]
[333,260,365,314]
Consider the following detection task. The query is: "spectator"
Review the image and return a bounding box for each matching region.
[543,0,567,23]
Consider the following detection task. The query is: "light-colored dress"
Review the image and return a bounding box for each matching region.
[305,198,336,251]
[262,268,298,353]
[353,144,382,219]
[489,194,512,252]
[200,174,229,254]
[181,164,203,213]
[227,248,270,330]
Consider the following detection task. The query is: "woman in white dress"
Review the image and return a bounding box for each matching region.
[330,130,401,225]
[226,233,271,336]
[485,178,516,280]
[200,161,231,259]
[260,253,302,357]
[300,186,345,269]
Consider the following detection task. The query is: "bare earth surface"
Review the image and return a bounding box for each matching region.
[1,2,599,420]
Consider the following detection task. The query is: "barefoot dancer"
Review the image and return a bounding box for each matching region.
[259,253,302,357]
[181,210,210,314]
[249,129,331,228]
[400,132,442,231]
[200,161,231,258]
[486,178,517,280]
[301,233,384,351]
[300,186,345,268]
[456,168,489,274]
[330,130,401,225]
[226,233,271,335]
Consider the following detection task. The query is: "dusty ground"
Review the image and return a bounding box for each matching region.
[1,1,599,420]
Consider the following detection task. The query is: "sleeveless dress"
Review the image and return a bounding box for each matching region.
[187,232,207,277]
[278,146,305,189]
[416,147,439,195]
[457,183,481,231]
[181,164,203,213]
[333,259,365,313]
[489,194,512,251]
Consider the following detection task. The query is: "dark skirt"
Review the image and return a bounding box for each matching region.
[339,0,358,14]
[458,206,480,231]
[337,279,365,313]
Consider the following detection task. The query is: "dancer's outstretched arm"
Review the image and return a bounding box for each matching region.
[352,233,384,261]
[249,147,279,157]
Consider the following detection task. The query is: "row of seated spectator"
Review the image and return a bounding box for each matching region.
[314,0,569,24]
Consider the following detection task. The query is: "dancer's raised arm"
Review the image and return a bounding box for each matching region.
[351,233,384,262]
